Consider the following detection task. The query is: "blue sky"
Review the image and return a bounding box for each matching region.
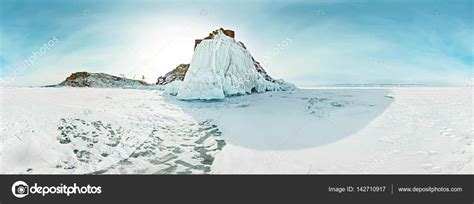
[0,0,472,86]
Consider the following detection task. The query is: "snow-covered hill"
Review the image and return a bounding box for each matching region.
[57,72,148,88]
[158,28,294,100]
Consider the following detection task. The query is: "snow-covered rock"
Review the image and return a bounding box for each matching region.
[159,28,295,100]
[57,72,148,88]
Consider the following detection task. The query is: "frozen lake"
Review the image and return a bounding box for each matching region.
[0,87,472,174]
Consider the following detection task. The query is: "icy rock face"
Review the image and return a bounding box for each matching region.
[172,29,294,100]
[58,72,148,88]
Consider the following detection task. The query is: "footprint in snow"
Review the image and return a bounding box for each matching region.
[56,117,226,174]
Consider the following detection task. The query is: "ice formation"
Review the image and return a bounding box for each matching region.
[164,29,294,100]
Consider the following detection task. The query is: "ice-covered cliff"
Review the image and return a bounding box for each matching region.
[162,28,294,100]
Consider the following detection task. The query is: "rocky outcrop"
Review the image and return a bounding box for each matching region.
[58,72,148,88]
[170,28,294,100]
[194,28,235,50]
[157,28,282,87]
[156,64,190,85]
